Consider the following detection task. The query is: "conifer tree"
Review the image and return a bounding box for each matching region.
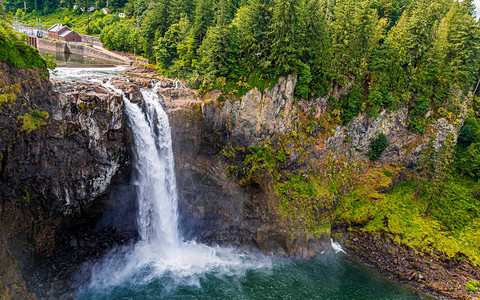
[270,0,301,76]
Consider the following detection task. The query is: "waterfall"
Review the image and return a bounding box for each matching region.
[124,87,179,246]
[78,79,269,292]
[53,67,420,300]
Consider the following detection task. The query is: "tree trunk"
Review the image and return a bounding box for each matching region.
[424,195,433,216]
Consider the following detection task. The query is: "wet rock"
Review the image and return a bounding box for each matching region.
[334,228,480,299]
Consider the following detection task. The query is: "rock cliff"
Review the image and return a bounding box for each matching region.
[147,71,476,299]
[0,62,130,298]
[154,76,329,259]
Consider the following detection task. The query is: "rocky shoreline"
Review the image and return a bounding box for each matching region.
[334,228,479,299]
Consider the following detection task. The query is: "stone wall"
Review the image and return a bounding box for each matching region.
[67,43,129,63]
[79,34,104,47]
[35,37,129,64]
[37,37,69,53]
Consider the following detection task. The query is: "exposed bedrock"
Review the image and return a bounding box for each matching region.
[156,80,329,259]
[0,62,131,298]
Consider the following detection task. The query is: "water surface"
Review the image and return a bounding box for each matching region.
[77,250,421,299]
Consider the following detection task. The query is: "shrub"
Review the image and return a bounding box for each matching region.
[0,21,46,69]
[458,117,479,147]
[367,133,388,161]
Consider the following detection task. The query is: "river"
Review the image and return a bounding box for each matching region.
[53,67,423,300]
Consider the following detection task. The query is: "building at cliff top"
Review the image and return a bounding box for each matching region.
[47,24,82,43]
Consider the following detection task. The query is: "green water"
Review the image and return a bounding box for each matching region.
[77,252,421,299]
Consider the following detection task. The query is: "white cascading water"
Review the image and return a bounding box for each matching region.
[124,88,179,246]
[51,67,420,300]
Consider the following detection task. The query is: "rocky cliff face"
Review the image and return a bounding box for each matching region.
[325,108,459,165]
[153,77,329,259]
[155,72,465,261]
[203,76,298,145]
[0,62,130,298]
[204,74,459,166]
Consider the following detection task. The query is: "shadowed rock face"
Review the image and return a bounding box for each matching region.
[157,84,330,259]
[0,62,131,298]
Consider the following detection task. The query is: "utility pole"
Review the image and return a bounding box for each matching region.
[24,0,26,11]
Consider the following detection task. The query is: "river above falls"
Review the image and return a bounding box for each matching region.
[53,66,424,300]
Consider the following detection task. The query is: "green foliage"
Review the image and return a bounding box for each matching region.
[44,52,57,73]
[18,110,49,133]
[466,280,480,293]
[339,81,363,124]
[0,21,46,70]
[382,168,394,177]
[16,0,480,132]
[337,169,480,265]
[417,133,456,219]
[429,176,480,231]
[367,133,388,161]
[13,0,480,129]
[20,8,120,35]
[455,117,480,179]
[101,21,143,52]
[241,142,280,183]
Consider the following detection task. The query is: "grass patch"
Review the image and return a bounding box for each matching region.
[466,280,479,293]
[18,110,49,133]
[336,169,480,265]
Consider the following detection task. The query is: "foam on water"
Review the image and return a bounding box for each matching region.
[331,239,347,254]
[51,66,126,83]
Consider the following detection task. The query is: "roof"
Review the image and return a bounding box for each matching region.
[48,24,66,33]
[59,30,73,37]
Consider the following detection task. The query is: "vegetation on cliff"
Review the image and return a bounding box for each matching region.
[95,0,479,133]
[220,106,480,267]
[7,0,479,133]
[0,19,46,69]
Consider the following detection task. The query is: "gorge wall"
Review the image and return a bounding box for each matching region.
[0,62,475,299]
[147,74,459,259]
[0,62,131,298]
